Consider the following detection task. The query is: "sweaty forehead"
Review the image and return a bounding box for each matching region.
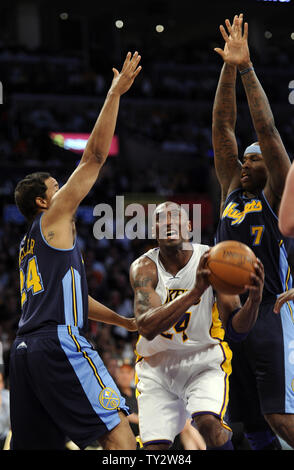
[154,203,188,219]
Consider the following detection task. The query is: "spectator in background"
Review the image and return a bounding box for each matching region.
[0,371,10,450]
[115,361,139,439]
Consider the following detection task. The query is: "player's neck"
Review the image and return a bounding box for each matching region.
[159,242,193,275]
[243,190,258,199]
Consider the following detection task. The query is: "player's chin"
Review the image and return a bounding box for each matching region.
[240,180,254,192]
[158,236,182,247]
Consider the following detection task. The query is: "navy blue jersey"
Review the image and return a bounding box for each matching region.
[17,212,88,335]
[215,188,293,301]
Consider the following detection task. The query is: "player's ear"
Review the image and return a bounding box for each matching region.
[35,196,48,210]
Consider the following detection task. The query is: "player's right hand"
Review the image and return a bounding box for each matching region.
[214,14,250,67]
[110,51,142,96]
[273,288,294,314]
[193,250,212,298]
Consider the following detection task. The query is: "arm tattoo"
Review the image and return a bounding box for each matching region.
[136,289,152,314]
[241,72,274,132]
[133,276,153,288]
[45,231,55,242]
[213,64,240,187]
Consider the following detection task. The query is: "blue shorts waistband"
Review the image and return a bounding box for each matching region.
[16,324,84,338]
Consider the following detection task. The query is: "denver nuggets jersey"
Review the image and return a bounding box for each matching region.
[216,188,293,300]
[136,243,227,358]
[17,212,88,335]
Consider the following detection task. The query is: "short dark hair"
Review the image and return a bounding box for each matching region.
[14,172,51,222]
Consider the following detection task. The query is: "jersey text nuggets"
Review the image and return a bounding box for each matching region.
[222,200,262,225]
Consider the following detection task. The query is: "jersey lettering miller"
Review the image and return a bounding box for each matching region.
[19,237,36,265]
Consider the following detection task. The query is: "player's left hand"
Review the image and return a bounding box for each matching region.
[110,51,142,96]
[214,13,251,67]
[273,288,294,314]
[245,258,264,303]
[123,317,138,331]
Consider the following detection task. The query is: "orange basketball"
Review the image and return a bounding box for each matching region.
[207,240,257,295]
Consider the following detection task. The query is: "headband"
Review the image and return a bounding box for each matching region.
[244,143,262,156]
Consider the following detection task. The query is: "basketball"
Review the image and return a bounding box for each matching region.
[207,240,257,295]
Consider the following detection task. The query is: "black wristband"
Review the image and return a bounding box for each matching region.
[239,66,254,76]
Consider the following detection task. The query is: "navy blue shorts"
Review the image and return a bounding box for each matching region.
[226,299,294,431]
[9,325,129,449]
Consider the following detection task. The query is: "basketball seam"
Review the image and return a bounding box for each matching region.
[207,258,254,274]
[208,270,247,289]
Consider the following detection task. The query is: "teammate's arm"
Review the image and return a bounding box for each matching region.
[278,161,294,237]
[88,295,137,331]
[217,258,264,335]
[44,52,142,222]
[129,252,210,341]
[216,15,290,203]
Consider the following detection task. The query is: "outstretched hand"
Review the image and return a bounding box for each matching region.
[110,51,142,96]
[274,288,294,314]
[214,13,251,67]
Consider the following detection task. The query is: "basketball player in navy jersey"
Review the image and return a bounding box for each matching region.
[130,201,264,450]
[9,51,141,450]
[213,14,294,449]
[279,160,294,238]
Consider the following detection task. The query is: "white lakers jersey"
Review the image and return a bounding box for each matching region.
[136,243,226,358]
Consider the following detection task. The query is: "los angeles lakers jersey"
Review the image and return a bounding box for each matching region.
[135,243,226,358]
[17,212,88,335]
[215,188,294,301]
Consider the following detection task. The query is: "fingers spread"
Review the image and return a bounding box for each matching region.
[214,47,225,58]
[122,51,132,71]
[219,24,230,43]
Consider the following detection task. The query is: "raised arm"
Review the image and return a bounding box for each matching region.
[42,52,142,247]
[213,19,242,214]
[278,161,294,237]
[129,254,209,341]
[216,14,290,205]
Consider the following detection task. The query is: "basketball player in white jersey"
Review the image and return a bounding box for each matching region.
[130,201,264,450]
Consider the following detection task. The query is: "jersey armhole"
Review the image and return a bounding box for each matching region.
[224,187,242,206]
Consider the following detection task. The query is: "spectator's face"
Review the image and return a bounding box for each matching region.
[0,373,4,390]
[115,365,134,388]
